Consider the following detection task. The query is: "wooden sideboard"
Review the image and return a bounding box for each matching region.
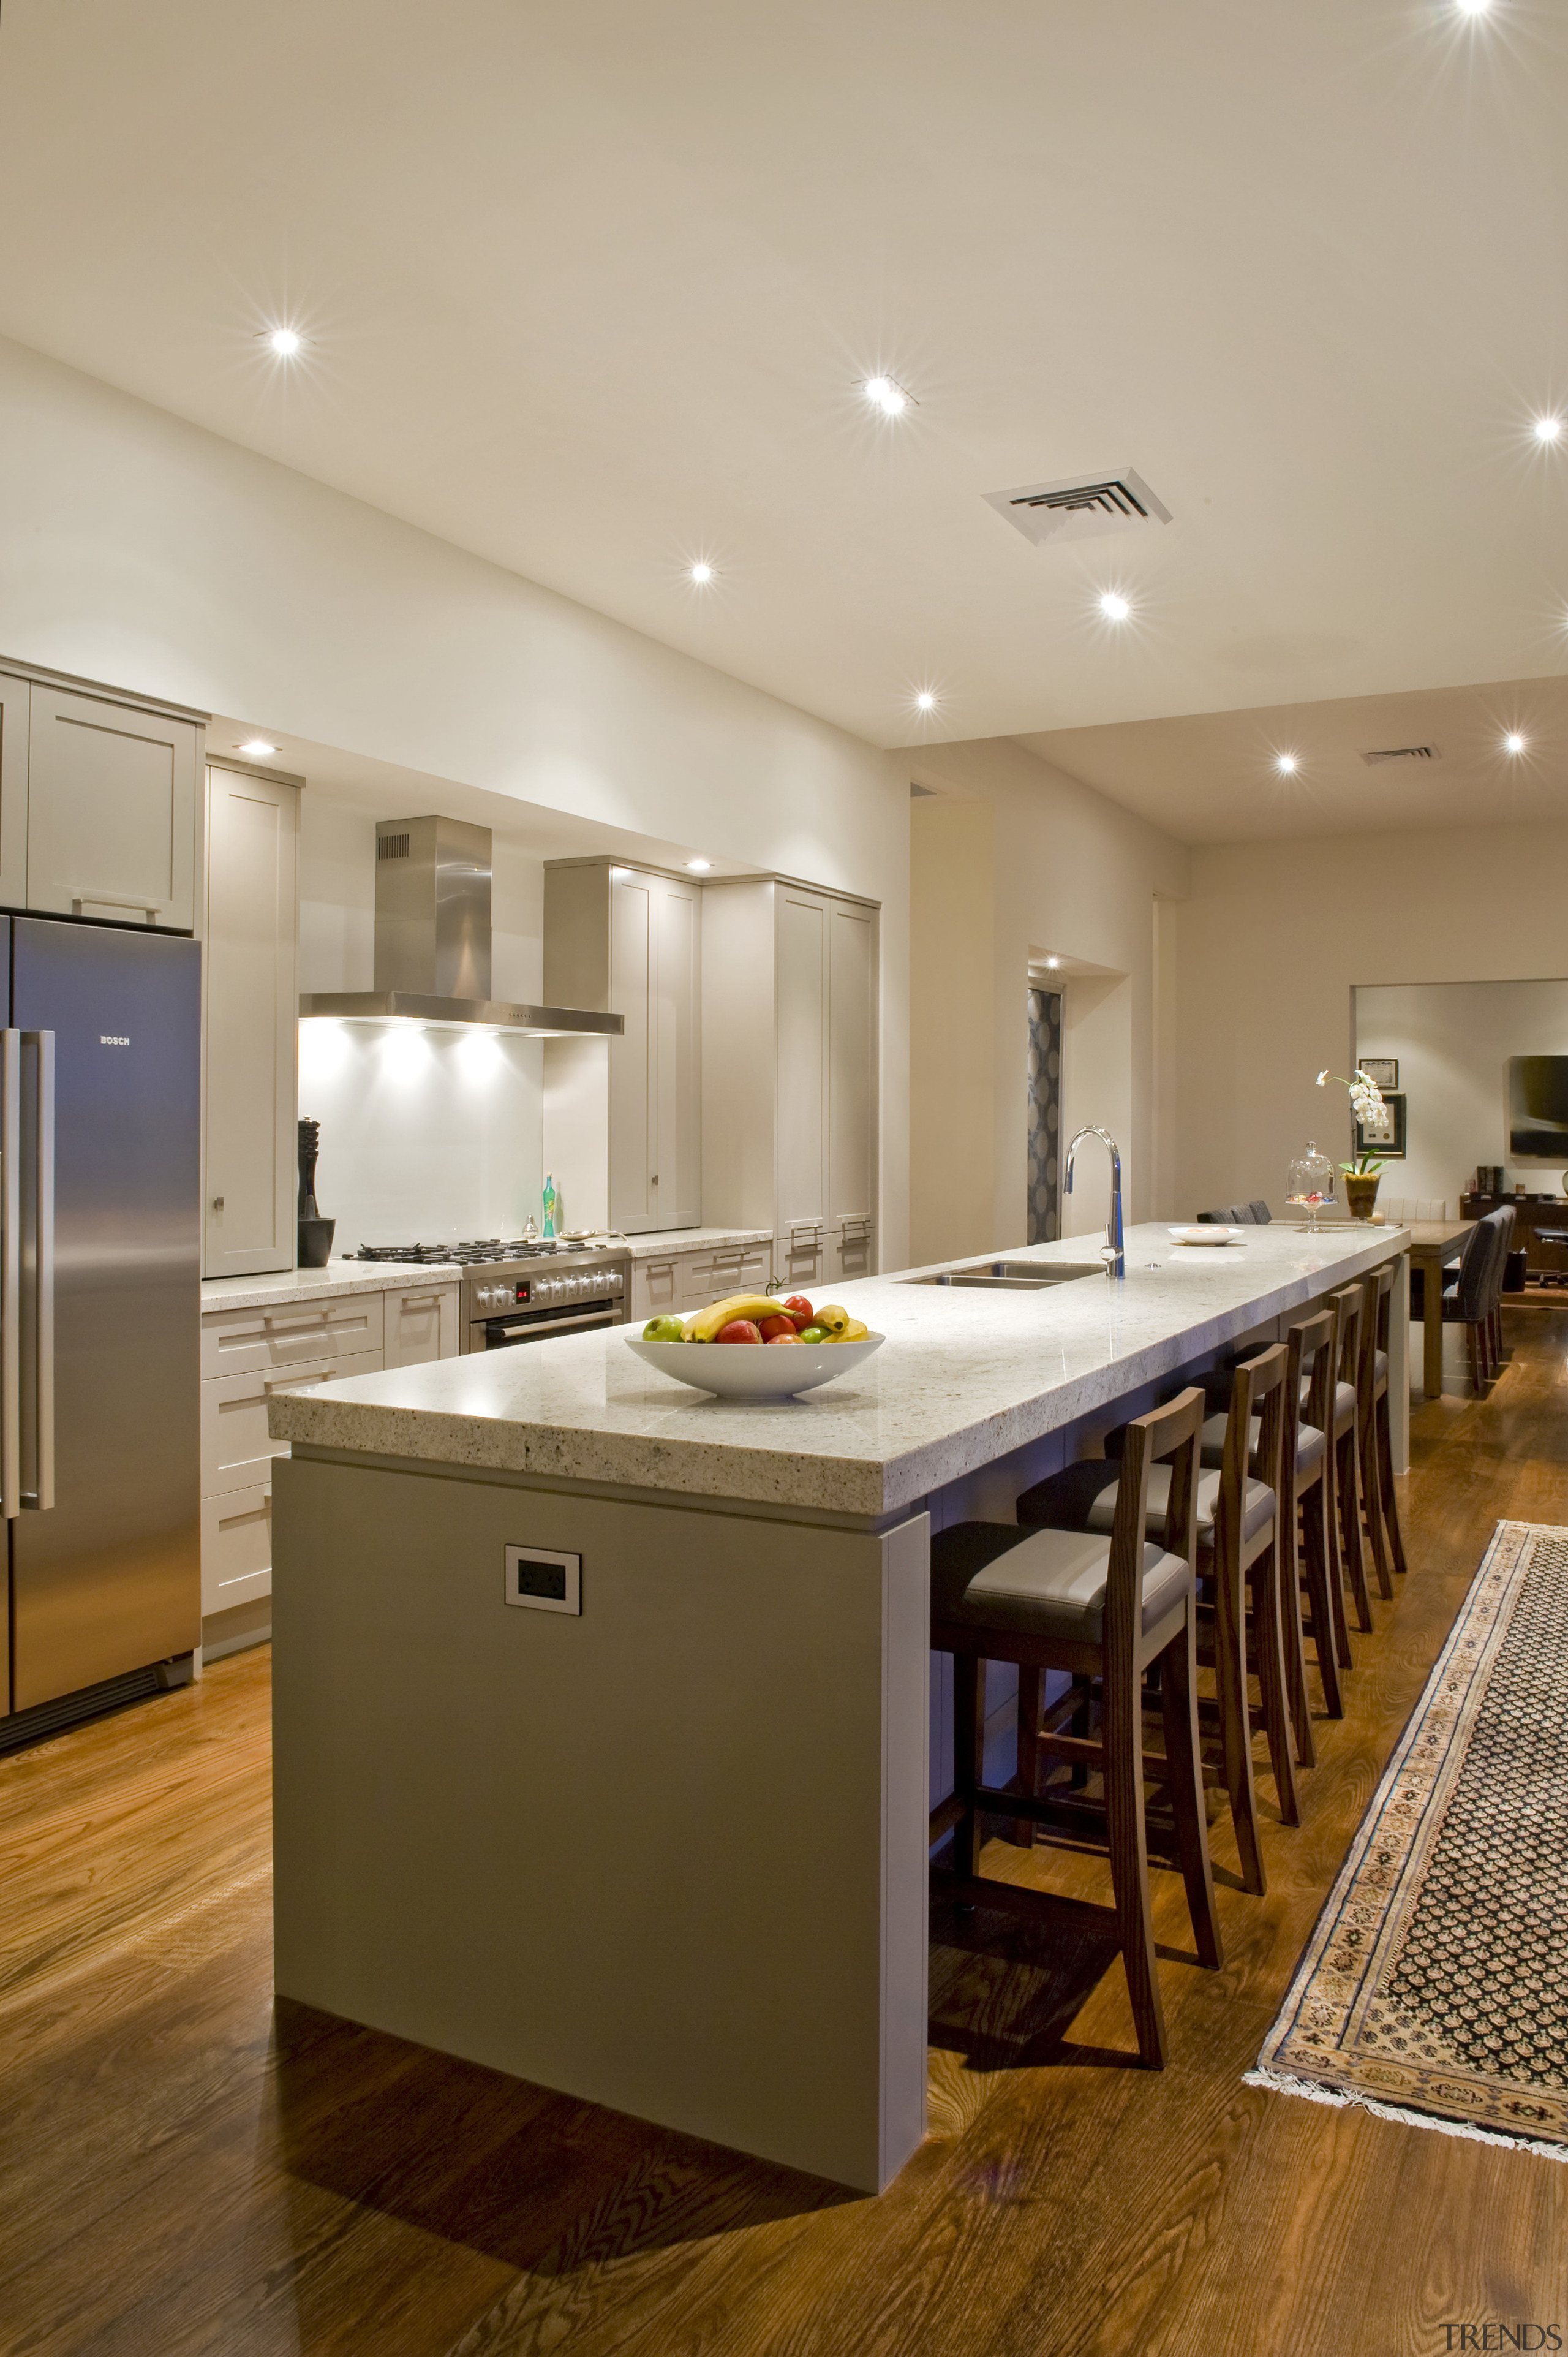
[1460,1194,1568,1277]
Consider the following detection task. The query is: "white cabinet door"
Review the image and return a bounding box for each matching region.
[609,869,655,1231]
[0,673,28,912]
[383,1282,459,1367]
[27,686,199,931]
[654,876,701,1228]
[204,765,300,1278]
[828,901,877,1232]
[607,868,703,1235]
[775,887,829,1235]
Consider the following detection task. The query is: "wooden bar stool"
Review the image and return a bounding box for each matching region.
[929,1387,1220,2070]
[1281,1306,1345,1730]
[1367,1260,1408,1580]
[1327,1282,1374,1638]
[1017,1347,1293,1894]
[1353,1273,1395,1604]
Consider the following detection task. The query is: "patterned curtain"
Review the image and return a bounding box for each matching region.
[1027,988,1062,1244]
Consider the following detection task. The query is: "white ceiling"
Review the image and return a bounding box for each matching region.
[1015,672,1568,843]
[2,0,1567,766]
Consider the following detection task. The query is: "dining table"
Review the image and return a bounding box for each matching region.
[1400,1217,1475,1399]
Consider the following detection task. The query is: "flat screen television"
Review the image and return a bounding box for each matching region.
[1508,1055,1568,1158]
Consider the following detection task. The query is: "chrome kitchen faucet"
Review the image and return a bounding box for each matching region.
[1065,1126,1125,1279]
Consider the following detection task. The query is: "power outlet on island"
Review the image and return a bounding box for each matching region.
[504,1545,582,1616]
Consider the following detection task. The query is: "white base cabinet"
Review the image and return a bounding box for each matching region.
[199,1283,458,1652]
[630,1239,773,1323]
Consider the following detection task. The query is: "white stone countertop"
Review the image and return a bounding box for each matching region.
[622,1227,773,1260]
[202,1260,464,1314]
[269,1223,1404,1518]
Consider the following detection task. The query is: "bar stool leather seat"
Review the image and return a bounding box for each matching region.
[932,1521,1191,1645]
[1022,1456,1275,1547]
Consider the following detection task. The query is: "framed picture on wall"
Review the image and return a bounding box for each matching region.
[1355,1091,1406,1159]
[1358,1057,1398,1091]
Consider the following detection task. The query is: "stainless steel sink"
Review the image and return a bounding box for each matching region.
[902,1258,1109,1291]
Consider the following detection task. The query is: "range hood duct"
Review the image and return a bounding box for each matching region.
[298,815,624,1039]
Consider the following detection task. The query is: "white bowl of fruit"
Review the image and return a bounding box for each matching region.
[624,1290,883,1399]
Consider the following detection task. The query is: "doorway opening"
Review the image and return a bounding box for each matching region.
[1027,986,1063,1243]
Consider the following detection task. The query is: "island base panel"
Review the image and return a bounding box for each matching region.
[271,1455,930,2193]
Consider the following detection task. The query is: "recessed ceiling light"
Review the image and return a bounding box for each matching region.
[237,738,278,757]
[1455,0,1492,14]
[915,691,936,712]
[263,327,303,357]
[1045,956,1061,970]
[1275,753,1299,776]
[685,858,712,872]
[1533,415,1563,444]
[1098,591,1131,622]
[1504,732,1527,754]
[864,376,910,416]
[689,561,714,585]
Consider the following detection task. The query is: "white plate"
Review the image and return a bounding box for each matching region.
[625,1333,884,1398]
[1167,1225,1248,1246]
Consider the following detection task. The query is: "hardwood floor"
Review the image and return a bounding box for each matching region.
[4,1313,1567,2356]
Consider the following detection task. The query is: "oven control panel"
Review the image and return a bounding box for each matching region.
[472,1268,626,1312]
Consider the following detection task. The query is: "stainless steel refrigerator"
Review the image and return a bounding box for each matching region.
[2,915,200,1730]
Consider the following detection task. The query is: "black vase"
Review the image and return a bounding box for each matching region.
[298,1117,336,1268]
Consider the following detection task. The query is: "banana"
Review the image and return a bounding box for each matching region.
[814,1303,851,1336]
[682,1292,788,1343]
[827,1318,870,1344]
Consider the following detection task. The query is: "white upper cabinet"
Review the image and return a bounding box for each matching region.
[27,684,200,932]
[828,899,878,1229]
[203,761,301,1279]
[544,861,702,1235]
[0,673,28,912]
[775,887,829,1234]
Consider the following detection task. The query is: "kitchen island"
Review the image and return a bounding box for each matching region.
[270,1221,1406,2193]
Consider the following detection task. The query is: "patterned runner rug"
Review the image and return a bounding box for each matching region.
[1248,1521,1568,2157]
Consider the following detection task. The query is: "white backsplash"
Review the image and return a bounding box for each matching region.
[298,793,546,1249]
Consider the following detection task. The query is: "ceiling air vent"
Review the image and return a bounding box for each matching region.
[984,467,1172,547]
[1360,744,1440,767]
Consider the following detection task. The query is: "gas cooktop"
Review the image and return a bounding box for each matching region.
[353,1238,615,1268]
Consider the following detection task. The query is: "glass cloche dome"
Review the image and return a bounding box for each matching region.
[1286,1141,1336,1233]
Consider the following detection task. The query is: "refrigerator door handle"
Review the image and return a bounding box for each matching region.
[23,1029,55,1511]
[1,1030,20,1520]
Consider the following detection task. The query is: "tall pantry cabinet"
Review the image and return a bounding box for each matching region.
[543,861,701,1233]
[702,879,880,1287]
[202,757,302,1278]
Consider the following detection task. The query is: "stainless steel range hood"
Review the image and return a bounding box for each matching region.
[298,816,624,1039]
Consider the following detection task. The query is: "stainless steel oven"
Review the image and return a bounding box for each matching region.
[461,1248,631,1353]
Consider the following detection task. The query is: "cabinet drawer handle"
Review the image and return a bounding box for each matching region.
[71,891,165,921]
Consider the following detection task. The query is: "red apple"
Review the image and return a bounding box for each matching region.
[715,1318,764,1344]
[783,1295,815,1331]
[758,1314,797,1341]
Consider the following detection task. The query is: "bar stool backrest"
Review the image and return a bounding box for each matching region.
[1105,1387,1205,1671]
[1225,1342,1289,1542]
[1456,1212,1507,1323]
[1291,1304,1338,1441]
[1329,1281,1365,1402]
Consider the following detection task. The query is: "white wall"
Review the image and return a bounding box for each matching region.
[1355,979,1568,1209]
[0,333,910,1264]
[1174,816,1568,1220]
[907,736,1189,1263]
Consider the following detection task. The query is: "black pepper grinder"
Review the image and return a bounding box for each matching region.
[298,1117,336,1268]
